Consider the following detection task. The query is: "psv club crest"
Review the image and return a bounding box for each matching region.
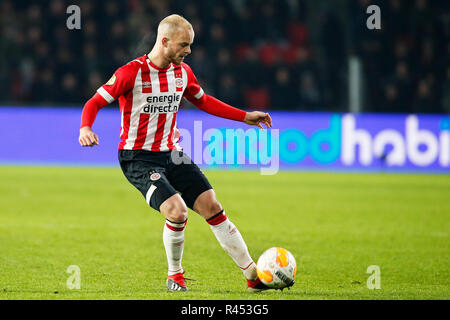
[175,78,183,88]
[150,172,161,181]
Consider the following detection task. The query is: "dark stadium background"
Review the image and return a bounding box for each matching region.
[1,0,449,114]
[0,0,449,302]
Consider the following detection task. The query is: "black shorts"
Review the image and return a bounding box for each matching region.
[118,149,213,212]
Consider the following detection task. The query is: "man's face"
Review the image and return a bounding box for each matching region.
[164,27,194,65]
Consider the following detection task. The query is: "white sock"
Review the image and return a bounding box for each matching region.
[163,219,186,276]
[207,211,257,280]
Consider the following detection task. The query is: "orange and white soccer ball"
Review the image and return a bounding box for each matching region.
[256,247,297,289]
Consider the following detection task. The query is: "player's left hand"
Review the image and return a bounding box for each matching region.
[243,111,272,130]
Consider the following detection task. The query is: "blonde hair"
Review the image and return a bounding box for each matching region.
[157,14,193,38]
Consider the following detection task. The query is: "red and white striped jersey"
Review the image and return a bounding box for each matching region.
[96,55,204,151]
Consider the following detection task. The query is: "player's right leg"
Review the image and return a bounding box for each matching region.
[159,194,190,291]
[118,150,189,291]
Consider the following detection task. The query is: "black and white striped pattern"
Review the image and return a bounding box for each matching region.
[166,279,188,292]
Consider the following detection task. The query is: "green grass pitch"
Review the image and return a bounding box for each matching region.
[0,166,449,300]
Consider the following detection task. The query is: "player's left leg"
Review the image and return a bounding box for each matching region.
[166,152,268,291]
[192,190,260,285]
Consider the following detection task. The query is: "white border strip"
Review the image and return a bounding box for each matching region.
[97,87,115,103]
[146,185,157,205]
[194,88,204,99]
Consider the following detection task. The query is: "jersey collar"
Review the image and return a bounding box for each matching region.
[146,56,172,71]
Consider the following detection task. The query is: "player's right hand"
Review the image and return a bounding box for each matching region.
[79,126,99,147]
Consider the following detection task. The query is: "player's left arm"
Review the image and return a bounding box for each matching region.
[182,63,272,130]
[242,110,273,130]
[192,94,272,130]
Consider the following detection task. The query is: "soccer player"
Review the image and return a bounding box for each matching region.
[79,14,272,292]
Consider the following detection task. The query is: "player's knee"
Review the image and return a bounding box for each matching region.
[202,200,223,219]
[161,198,188,223]
[168,205,188,222]
[193,190,224,219]
[208,200,223,217]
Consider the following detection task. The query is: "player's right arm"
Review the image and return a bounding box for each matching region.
[79,93,108,146]
[79,62,138,147]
